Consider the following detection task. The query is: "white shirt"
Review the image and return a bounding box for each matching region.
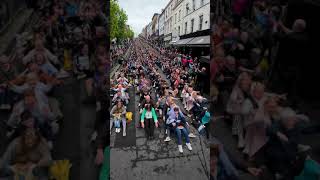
[145,111,152,119]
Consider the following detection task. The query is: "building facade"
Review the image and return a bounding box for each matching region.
[147,22,153,38]
[158,10,165,37]
[164,0,174,43]
[182,0,210,35]
[172,0,185,43]
[140,0,210,48]
[151,13,159,37]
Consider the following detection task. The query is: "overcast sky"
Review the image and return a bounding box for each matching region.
[118,0,169,37]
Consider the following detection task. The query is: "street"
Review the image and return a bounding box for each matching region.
[110,37,210,180]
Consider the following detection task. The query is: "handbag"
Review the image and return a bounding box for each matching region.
[126,112,133,123]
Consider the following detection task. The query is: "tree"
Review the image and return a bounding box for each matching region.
[110,0,135,42]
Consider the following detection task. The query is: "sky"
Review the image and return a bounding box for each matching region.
[118,0,169,37]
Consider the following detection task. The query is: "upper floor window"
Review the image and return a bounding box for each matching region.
[199,15,203,30]
[192,0,196,10]
[191,19,194,33]
[200,0,204,6]
[186,3,189,15]
[185,22,188,34]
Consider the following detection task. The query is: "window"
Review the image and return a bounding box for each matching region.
[185,22,187,34]
[192,0,196,10]
[199,15,203,30]
[179,10,181,21]
[178,26,180,36]
[186,3,189,15]
[175,14,177,24]
[200,0,204,6]
[191,19,194,32]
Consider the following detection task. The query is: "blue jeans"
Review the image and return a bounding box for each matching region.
[0,166,48,179]
[166,124,190,136]
[211,137,239,178]
[114,120,120,128]
[40,63,58,76]
[175,127,190,145]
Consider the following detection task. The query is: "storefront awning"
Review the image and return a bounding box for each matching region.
[169,40,178,45]
[164,35,172,41]
[174,37,194,46]
[186,35,210,47]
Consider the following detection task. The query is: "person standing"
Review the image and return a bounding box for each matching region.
[141,104,158,140]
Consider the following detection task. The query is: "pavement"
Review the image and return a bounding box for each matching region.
[110,86,210,180]
[35,77,99,180]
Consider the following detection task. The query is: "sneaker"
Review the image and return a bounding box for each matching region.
[164,136,171,142]
[188,133,196,138]
[6,130,15,138]
[91,131,97,141]
[178,145,183,153]
[198,125,205,132]
[56,69,70,79]
[123,130,126,137]
[118,128,121,133]
[186,143,192,151]
[298,144,311,152]
[238,139,245,149]
[47,141,53,150]
[51,121,60,135]
[115,128,118,133]
[77,74,87,80]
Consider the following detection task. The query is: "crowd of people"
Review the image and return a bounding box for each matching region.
[211,0,319,180]
[110,37,211,153]
[0,0,109,179]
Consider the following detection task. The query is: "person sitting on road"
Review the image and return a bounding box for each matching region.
[164,99,196,142]
[0,128,52,179]
[140,104,158,140]
[117,73,129,85]
[73,43,91,79]
[110,101,127,136]
[263,107,311,179]
[226,72,252,148]
[6,90,56,137]
[33,52,59,77]
[113,84,129,99]
[112,90,129,105]
[167,107,192,153]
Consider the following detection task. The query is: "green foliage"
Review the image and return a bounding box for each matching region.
[110,0,134,41]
